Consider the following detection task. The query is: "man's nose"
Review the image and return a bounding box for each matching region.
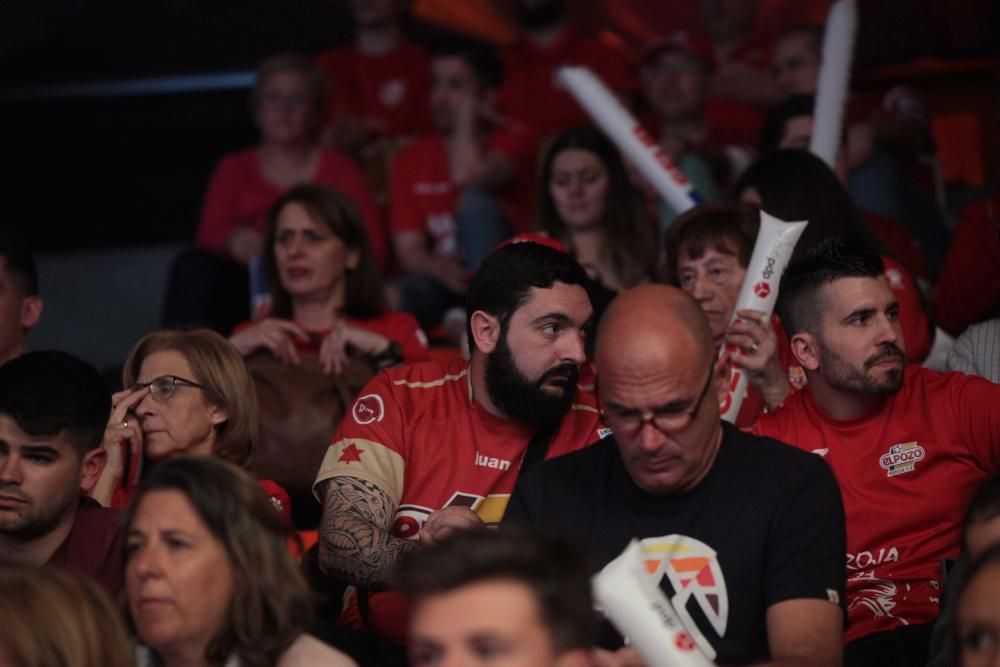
[560,329,587,365]
[0,455,23,485]
[636,419,667,453]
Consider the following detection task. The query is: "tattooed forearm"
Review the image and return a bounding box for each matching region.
[317,476,416,590]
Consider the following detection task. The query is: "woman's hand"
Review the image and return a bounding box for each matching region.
[725,309,790,409]
[319,321,391,375]
[229,318,309,365]
[90,386,150,507]
[227,227,263,266]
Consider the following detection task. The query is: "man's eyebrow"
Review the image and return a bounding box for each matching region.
[530,312,575,327]
[604,397,692,413]
[841,307,876,324]
[21,444,60,457]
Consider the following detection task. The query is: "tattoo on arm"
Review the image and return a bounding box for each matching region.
[317,476,416,590]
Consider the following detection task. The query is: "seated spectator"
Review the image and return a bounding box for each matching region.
[697,0,781,147]
[230,184,428,370]
[164,54,384,334]
[952,546,1000,667]
[0,563,132,667]
[313,242,607,645]
[126,456,356,667]
[639,31,731,206]
[0,230,43,367]
[758,88,948,273]
[947,319,1000,383]
[498,0,637,139]
[316,0,432,157]
[736,149,933,362]
[662,203,802,426]
[754,239,1000,666]
[91,329,290,518]
[506,284,846,665]
[397,527,593,667]
[934,194,1000,336]
[390,39,538,329]
[927,472,1000,667]
[537,126,656,304]
[0,351,124,599]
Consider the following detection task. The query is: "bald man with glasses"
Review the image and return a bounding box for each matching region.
[504,285,847,667]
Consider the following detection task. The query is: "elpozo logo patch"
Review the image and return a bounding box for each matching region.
[879,441,925,477]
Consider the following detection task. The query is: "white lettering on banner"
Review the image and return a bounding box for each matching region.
[879,442,925,477]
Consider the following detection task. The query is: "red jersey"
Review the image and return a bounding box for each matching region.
[752,366,1000,644]
[195,148,388,271]
[235,310,430,365]
[498,27,638,138]
[704,34,775,149]
[312,358,608,642]
[934,195,1000,336]
[49,498,125,602]
[315,41,433,141]
[862,210,931,282]
[881,255,931,363]
[389,130,538,256]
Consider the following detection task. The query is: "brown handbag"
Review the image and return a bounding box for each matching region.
[246,351,376,528]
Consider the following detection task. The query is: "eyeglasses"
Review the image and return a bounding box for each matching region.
[131,375,205,402]
[601,367,715,436]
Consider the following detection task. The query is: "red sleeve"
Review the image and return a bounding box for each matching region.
[196,154,245,256]
[946,372,1000,471]
[882,256,931,363]
[316,151,389,273]
[389,143,428,234]
[491,124,540,170]
[934,196,1000,335]
[385,311,430,363]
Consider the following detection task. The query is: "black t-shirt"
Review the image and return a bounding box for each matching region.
[504,422,846,665]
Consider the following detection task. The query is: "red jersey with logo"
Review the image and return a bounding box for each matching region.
[752,366,1000,644]
[234,309,430,365]
[196,148,388,272]
[389,130,539,256]
[312,358,607,642]
[498,27,638,138]
[315,41,433,141]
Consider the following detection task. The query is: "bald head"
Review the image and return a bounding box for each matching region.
[596,285,715,373]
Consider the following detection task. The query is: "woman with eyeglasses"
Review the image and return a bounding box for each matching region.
[90,329,289,515]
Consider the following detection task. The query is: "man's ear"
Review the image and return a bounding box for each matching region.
[790,332,820,371]
[20,295,42,330]
[713,349,733,406]
[79,447,107,494]
[469,310,500,355]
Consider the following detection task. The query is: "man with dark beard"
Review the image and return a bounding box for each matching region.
[753,239,1000,667]
[0,351,124,600]
[498,0,637,138]
[312,242,607,645]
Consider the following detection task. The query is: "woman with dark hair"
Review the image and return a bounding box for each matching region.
[952,545,1000,667]
[229,184,428,372]
[126,457,356,667]
[536,126,657,294]
[735,149,932,363]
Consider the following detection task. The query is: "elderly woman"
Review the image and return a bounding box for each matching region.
[164,53,386,333]
[229,184,428,372]
[91,329,287,515]
[0,564,133,667]
[126,457,356,667]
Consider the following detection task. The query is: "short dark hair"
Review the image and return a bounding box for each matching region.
[430,38,504,90]
[0,229,38,296]
[759,94,815,154]
[264,184,387,319]
[396,527,594,654]
[778,24,824,57]
[466,242,591,349]
[662,203,760,285]
[963,472,1000,551]
[778,238,885,337]
[0,351,109,458]
[125,457,311,667]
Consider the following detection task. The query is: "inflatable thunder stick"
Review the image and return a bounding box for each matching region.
[719,212,807,423]
[809,0,858,168]
[557,66,701,214]
[593,540,716,667]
